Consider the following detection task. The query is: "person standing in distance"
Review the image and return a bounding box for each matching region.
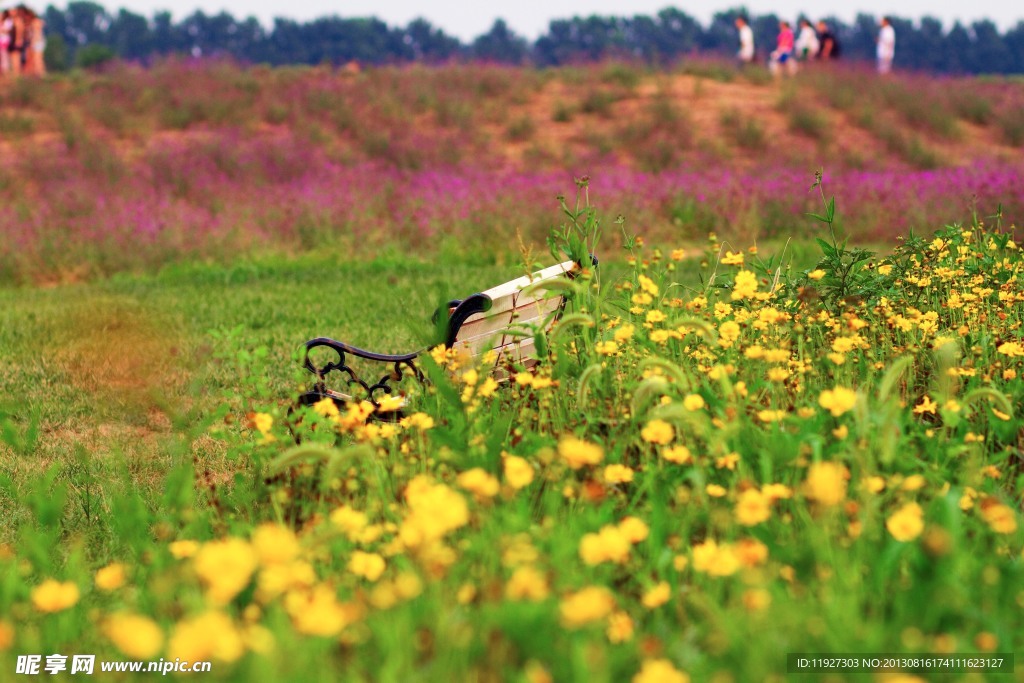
[816,20,840,60]
[877,17,895,74]
[735,16,755,65]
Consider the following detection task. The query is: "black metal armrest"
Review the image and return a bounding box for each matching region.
[302,337,424,408]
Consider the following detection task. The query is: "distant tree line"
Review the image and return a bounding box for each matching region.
[38,2,1024,75]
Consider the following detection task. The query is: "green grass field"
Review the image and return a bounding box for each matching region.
[2,180,1022,682]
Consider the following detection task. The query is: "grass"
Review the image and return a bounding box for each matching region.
[719,107,765,150]
[1,192,1021,679]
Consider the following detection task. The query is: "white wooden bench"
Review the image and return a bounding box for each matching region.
[299,257,594,409]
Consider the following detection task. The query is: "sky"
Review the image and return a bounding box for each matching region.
[77,0,1024,40]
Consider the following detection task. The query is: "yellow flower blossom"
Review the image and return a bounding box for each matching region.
[980,501,1017,534]
[579,525,631,565]
[348,551,387,582]
[607,611,634,643]
[618,516,650,543]
[641,582,671,609]
[641,419,674,445]
[731,270,759,300]
[886,502,925,542]
[559,586,616,628]
[31,580,80,613]
[683,394,706,411]
[95,563,127,592]
[456,468,501,498]
[803,462,848,506]
[735,489,771,526]
[558,436,604,470]
[721,250,745,266]
[194,538,258,606]
[104,613,164,659]
[168,611,244,662]
[503,455,535,489]
[692,539,740,577]
[662,445,693,464]
[633,659,690,683]
[505,566,549,602]
[169,540,200,559]
[603,464,635,484]
[251,524,300,566]
[818,387,858,417]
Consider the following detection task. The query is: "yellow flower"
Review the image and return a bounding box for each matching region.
[716,452,740,469]
[31,580,79,613]
[104,613,164,659]
[886,502,925,542]
[662,445,692,464]
[614,324,636,342]
[862,476,886,494]
[193,538,258,606]
[692,539,740,577]
[168,611,244,662]
[757,409,786,423]
[284,586,361,637]
[503,456,534,489]
[249,413,274,440]
[349,551,386,582]
[456,468,500,498]
[169,540,200,559]
[731,270,759,300]
[559,586,616,628]
[641,582,671,609]
[818,387,858,417]
[311,397,339,418]
[721,250,745,266]
[980,501,1017,534]
[743,588,772,612]
[618,516,650,543]
[762,483,792,502]
[705,484,727,498]
[735,538,769,567]
[808,269,826,280]
[603,464,635,484]
[683,394,705,411]
[735,489,771,526]
[505,566,549,602]
[398,477,469,548]
[913,396,938,415]
[579,525,631,566]
[0,621,13,651]
[330,505,369,540]
[558,437,604,470]
[878,264,893,275]
[607,611,634,643]
[595,340,620,356]
[376,394,405,413]
[633,659,690,683]
[996,341,1024,357]
[95,563,127,592]
[646,309,667,324]
[251,524,300,566]
[400,412,435,431]
[641,419,674,445]
[803,462,848,506]
[638,274,660,296]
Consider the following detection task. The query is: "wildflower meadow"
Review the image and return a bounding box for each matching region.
[1,62,1023,682]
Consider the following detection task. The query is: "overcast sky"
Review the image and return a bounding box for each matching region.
[89,0,1023,39]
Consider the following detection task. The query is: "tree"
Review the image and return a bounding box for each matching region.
[471,19,528,63]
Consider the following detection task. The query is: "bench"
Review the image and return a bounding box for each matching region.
[299,257,595,410]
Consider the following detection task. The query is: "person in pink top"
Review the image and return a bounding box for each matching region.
[769,20,797,77]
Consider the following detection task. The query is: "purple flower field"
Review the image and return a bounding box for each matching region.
[2,129,1021,284]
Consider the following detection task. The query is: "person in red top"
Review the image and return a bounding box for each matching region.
[769,20,797,77]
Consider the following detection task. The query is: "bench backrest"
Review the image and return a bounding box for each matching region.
[447,259,579,370]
